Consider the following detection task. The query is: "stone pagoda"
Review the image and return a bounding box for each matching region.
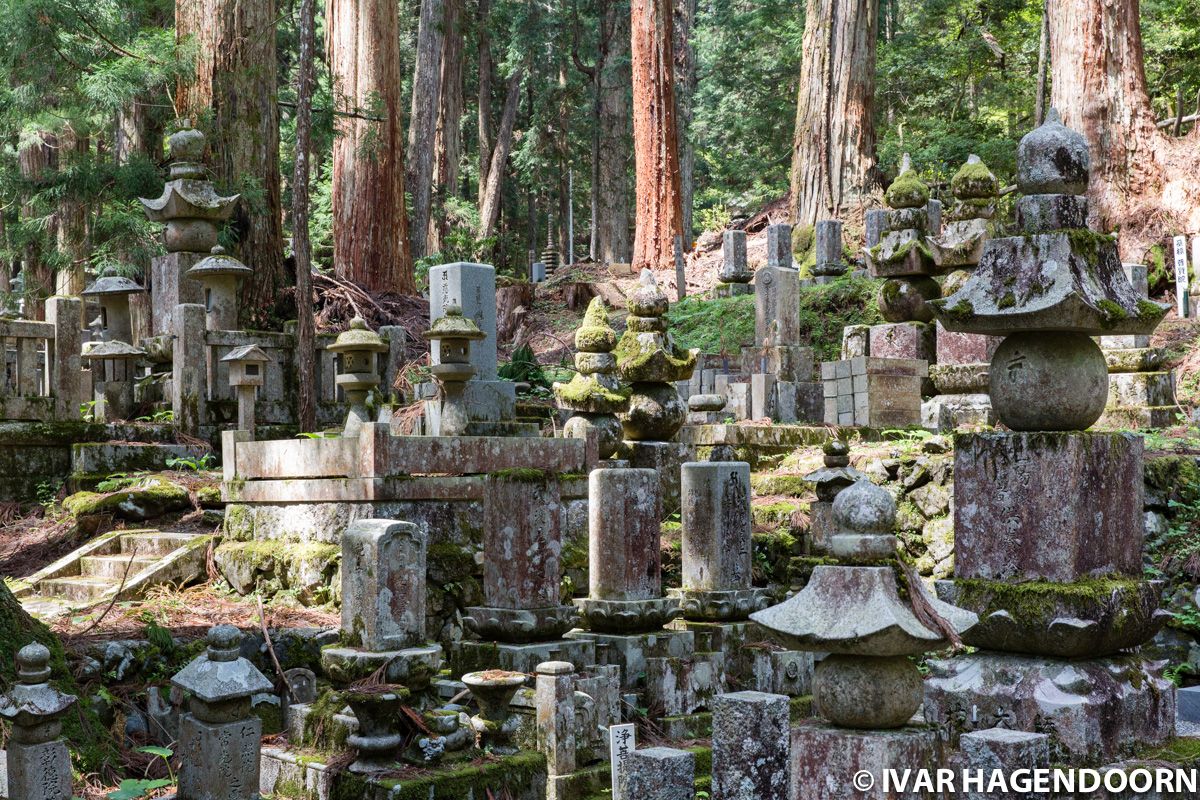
[139,121,239,336]
[867,154,939,364]
[924,154,1003,430]
[553,297,629,459]
[923,109,1175,764]
[615,270,696,443]
[751,479,976,799]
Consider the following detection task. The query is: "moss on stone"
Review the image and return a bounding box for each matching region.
[1137,299,1165,320]
[998,291,1016,309]
[1097,298,1128,327]
[489,467,548,483]
[612,328,697,383]
[941,298,975,322]
[301,688,349,750]
[950,157,999,199]
[953,575,1146,627]
[552,373,629,407]
[885,168,931,209]
[62,475,189,518]
[334,751,547,800]
[574,297,618,353]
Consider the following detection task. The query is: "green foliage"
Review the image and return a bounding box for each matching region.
[498,344,550,387]
[796,274,882,362]
[165,453,215,471]
[667,293,756,354]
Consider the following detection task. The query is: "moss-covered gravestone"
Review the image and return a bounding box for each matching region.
[553,297,629,458]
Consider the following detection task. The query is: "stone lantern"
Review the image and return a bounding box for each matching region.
[422,305,486,437]
[82,340,145,421]
[187,245,253,331]
[221,344,270,436]
[139,122,239,254]
[172,625,273,800]
[329,316,389,434]
[82,266,143,344]
[0,643,77,800]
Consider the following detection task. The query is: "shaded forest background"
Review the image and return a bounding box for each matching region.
[0,0,1197,328]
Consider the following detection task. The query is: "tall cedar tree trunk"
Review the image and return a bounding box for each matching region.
[55,126,89,297]
[557,63,572,262]
[407,0,446,260]
[431,0,464,254]
[326,0,414,294]
[477,0,493,207]
[294,0,317,431]
[176,0,286,327]
[673,0,696,248]
[789,0,880,227]
[588,0,632,264]
[478,67,526,240]
[18,131,57,320]
[630,0,684,272]
[1049,0,1200,253]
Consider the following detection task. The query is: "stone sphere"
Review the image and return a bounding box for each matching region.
[564,414,623,459]
[814,655,922,728]
[1016,108,1090,195]
[832,479,895,534]
[940,268,972,298]
[990,332,1108,431]
[878,277,940,323]
[620,383,687,441]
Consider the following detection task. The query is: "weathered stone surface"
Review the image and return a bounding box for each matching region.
[766,222,794,268]
[1016,193,1089,232]
[1105,347,1169,373]
[1109,371,1174,408]
[990,332,1109,430]
[1016,108,1089,195]
[953,432,1143,582]
[720,230,752,283]
[626,747,695,800]
[712,691,790,800]
[678,461,752,596]
[0,644,76,800]
[935,578,1167,658]
[841,325,870,359]
[923,653,1175,764]
[5,739,72,800]
[878,278,940,323]
[930,217,991,268]
[645,651,725,716]
[754,263,801,348]
[341,519,427,650]
[868,322,935,363]
[935,322,1001,366]
[813,220,846,276]
[587,468,660,602]
[429,262,498,379]
[534,661,575,785]
[789,721,940,800]
[930,361,989,393]
[481,475,565,610]
[959,728,1050,800]
[814,654,923,729]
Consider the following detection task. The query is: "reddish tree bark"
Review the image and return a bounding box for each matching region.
[176,0,287,326]
[630,0,684,272]
[325,0,414,294]
[789,0,881,227]
[1049,0,1200,253]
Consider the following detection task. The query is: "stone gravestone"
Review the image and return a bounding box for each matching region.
[754,224,800,347]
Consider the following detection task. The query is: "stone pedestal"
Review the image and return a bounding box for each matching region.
[954,432,1143,582]
[5,739,72,800]
[626,747,695,800]
[178,714,263,800]
[669,461,768,621]
[923,653,1174,764]
[464,475,577,642]
[789,722,940,800]
[645,650,726,716]
[713,691,791,800]
[868,322,935,363]
[151,252,204,336]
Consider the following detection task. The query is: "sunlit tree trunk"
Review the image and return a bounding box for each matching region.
[407,0,446,260]
[478,67,526,240]
[789,0,880,227]
[631,0,683,272]
[295,0,318,431]
[326,0,414,293]
[430,0,464,254]
[673,0,696,248]
[1049,0,1200,254]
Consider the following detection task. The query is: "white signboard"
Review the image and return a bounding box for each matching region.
[1174,235,1190,316]
[609,723,637,798]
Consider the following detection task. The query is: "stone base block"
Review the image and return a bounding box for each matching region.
[741,345,816,383]
[789,721,941,800]
[821,357,926,427]
[566,628,694,690]
[1109,371,1175,408]
[713,282,754,298]
[179,714,262,800]
[930,362,989,394]
[645,650,726,716]
[687,410,728,425]
[1105,347,1169,374]
[320,644,443,688]
[953,728,1050,800]
[261,745,335,800]
[462,605,579,643]
[574,597,681,635]
[1101,333,1151,349]
[923,653,1176,764]
[6,739,72,800]
[921,393,994,431]
[936,322,1000,366]
[869,322,935,363]
[954,431,1143,582]
[451,638,596,675]
[753,649,815,697]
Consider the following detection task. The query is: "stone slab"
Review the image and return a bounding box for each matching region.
[452,639,596,676]
[151,251,204,336]
[178,714,262,800]
[921,394,994,432]
[958,728,1050,800]
[712,691,790,800]
[789,721,940,800]
[1109,371,1174,408]
[936,321,1001,366]
[754,265,801,347]
[429,262,498,379]
[626,747,695,800]
[645,651,726,716]
[5,740,71,800]
[341,519,426,649]
[954,432,1144,581]
[923,652,1175,764]
[869,322,935,363]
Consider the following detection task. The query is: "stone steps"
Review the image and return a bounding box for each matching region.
[18,529,214,618]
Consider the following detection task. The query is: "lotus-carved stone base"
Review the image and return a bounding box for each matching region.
[462,605,579,643]
[668,587,772,622]
[936,578,1167,658]
[575,597,681,634]
[320,644,442,689]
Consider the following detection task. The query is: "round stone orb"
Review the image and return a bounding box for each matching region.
[1016,108,1090,195]
[832,479,895,535]
[990,332,1108,431]
[564,413,623,460]
[620,383,687,441]
[878,277,940,323]
[814,655,922,729]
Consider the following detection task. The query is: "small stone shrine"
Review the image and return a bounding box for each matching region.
[923,109,1176,764]
[422,306,487,437]
[187,245,253,332]
[553,297,629,459]
[751,479,977,800]
[803,439,868,554]
[82,266,143,344]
